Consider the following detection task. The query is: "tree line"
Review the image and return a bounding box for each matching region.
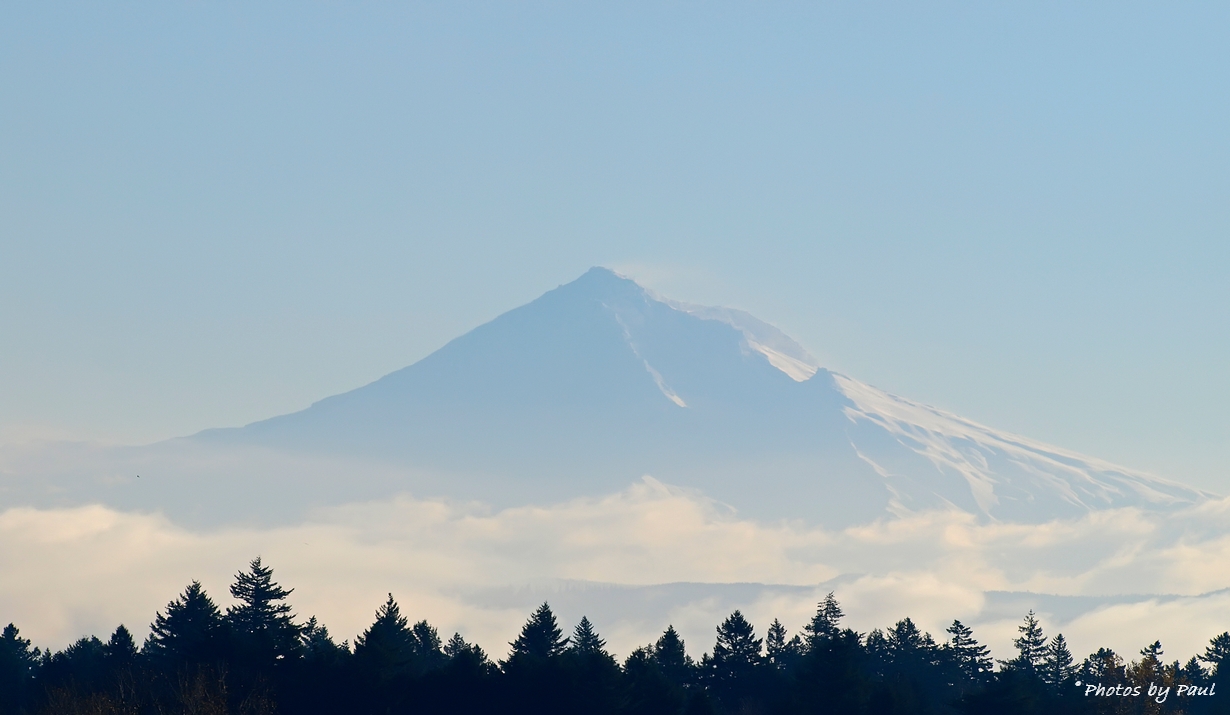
[1,557,1227,714]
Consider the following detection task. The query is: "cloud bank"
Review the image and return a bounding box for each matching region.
[3,477,1229,664]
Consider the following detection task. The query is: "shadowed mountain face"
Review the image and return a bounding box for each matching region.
[194,267,1211,525]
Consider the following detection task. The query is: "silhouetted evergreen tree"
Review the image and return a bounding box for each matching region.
[300,616,348,665]
[1181,655,1209,687]
[412,619,447,673]
[886,618,935,667]
[705,610,764,711]
[1041,634,1075,688]
[1201,632,1230,678]
[947,620,993,685]
[569,617,606,655]
[443,632,485,664]
[143,581,224,667]
[875,617,949,714]
[353,593,416,682]
[803,592,844,653]
[654,625,695,686]
[503,603,572,715]
[507,602,568,665]
[766,618,803,672]
[104,625,137,664]
[710,610,762,674]
[559,617,621,715]
[0,624,40,715]
[1138,640,1165,681]
[1008,610,1047,673]
[1080,647,1124,681]
[863,626,885,656]
[226,557,302,667]
[792,596,869,715]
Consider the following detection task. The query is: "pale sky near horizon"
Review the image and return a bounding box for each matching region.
[2,3,1228,490]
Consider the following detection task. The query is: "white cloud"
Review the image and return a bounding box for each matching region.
[2,480,1229,665]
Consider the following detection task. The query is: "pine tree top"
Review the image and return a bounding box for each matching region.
[229,557,295,620]
[713,610,762,667]
[509,602,568,660]
[570,616,608,655]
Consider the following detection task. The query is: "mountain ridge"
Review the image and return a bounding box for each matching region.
[192,267,1211,525]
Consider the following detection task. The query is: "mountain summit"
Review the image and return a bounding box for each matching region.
[199,267,1210,525]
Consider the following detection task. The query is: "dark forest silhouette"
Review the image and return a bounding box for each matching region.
[2,558,1226,714]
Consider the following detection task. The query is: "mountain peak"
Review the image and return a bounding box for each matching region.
[194,267,1212,527]
[551,266,649,301]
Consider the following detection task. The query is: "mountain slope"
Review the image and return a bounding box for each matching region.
[197,267,1212,525]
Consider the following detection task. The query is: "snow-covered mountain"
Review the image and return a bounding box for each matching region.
[194,267,1211,525]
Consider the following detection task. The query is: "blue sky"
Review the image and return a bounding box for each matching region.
[2,2,1227,489]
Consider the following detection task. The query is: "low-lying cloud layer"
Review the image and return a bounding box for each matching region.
[3,477,1229,665]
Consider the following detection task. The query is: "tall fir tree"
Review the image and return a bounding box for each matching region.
[710,611,762,677]
[885,617,937,675]
[1180,656,1208,686]
[300,616,349,665]
[508,602,569,663]
[569,617,609,657]
[144,581,224,665]
[766,619,801,670]
[104,625,138,664]
[0,623,40,715]
[1081,647,1124,681]
[353,594,416,680]
[1200,632,1230,676]
[803,592,844,652]
[865,628,890,671]
[1008,610,1046,673]
[1041,634,1075,687]
[1138,640,1165,680]
[945,620,992,683]
[444,632,487,663]
[412,619,447,671]
[226,557,302,664]
[654,625,694,685]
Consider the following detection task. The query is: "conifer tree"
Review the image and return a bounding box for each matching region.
[1008,610,1046,672]
[1041,634,1075,687]
[945,620,992,683]
[508,602,569,662]
[1138,640,1164,680]
[886,618,928,657]
[653,625,694,685]
[0,623,40,714]
[104,625,138,664]
[444,632,487,662]
[884,617,938,678]
[444,632,469,659]
[301,616,348,664]
[710,610,763,677]
[353,594,416,680]
[43,637,109,693]
[442,632,491,680]
[144,581,224,665]
[226,557,301,664]
[1200,632,1230,676]
[569,617,609,656]
[766,619,799,670]
[803,592,844,652]
[865,628,889,671]
[1181,656,1208,686]
[1080,647,1124,682]
[412,619,447,671]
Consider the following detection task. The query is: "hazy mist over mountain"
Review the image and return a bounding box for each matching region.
[3,267,1230,664]
[191,267,1212,525]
